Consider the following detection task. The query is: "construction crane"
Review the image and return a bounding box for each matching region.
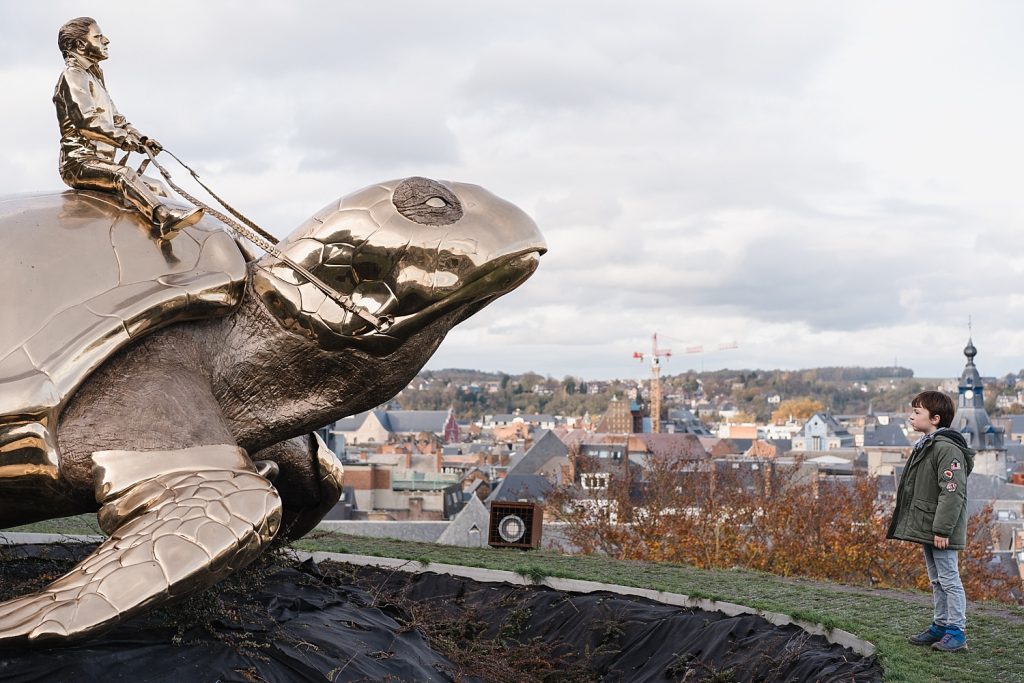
[633,333,672,433]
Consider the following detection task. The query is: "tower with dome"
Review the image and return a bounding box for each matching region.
[952,338,1007,478]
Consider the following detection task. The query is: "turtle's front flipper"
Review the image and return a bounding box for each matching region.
[0,445,281,644]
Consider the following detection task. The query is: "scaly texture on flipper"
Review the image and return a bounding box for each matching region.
[0,445,281,643]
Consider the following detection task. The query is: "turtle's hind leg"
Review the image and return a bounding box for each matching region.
[0,420,91,528]
[0,445,281,643]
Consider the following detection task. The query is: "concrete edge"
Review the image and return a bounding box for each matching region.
[0,532,104,545]
[301,550,877,658]
[0,534,875,658]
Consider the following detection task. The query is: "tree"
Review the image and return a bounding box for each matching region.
[771,398,824,424]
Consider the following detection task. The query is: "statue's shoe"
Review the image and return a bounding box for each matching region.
[153,205,204,240]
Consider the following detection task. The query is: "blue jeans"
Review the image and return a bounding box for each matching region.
[923,544,966,631]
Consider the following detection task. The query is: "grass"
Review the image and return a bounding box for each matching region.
[9,517,1024,682]
[293,530,1024,683]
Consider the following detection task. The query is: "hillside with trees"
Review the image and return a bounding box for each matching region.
[393,366,952,421]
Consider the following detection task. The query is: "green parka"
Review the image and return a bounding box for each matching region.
[886,429,975,550]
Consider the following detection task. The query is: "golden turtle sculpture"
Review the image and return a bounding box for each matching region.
[0,176,544,642]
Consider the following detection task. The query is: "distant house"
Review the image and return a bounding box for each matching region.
[665,408,712,436]
[595,395,641,434]
[339,461,463,521]
[331,408,460,445]
[743,439,784,458]
[485,413,558,430]
[627,433,707,463]
[791,412,856,451]
[717,402,739,420]
[994,415,1024,445]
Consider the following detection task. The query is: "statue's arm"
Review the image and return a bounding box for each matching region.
[57,70,133,150]
[111,101,142,140]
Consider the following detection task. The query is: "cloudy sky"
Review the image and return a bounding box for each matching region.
[3,1,1023,381]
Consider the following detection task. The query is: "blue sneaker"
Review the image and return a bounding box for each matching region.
[908,623,946,646]
[932,628,968,653]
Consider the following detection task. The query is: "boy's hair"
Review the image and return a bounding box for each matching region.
[911,390,956,428]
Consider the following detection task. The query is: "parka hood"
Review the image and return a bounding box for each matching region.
[933,429,975,475]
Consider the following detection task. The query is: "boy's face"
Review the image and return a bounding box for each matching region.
[909,404,940,434]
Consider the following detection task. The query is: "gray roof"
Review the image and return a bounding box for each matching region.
[484,431,568,504]
[436,496,489,547]
[667,407,700,421]
[506,430,568,476]
[489,474,554,502]
[995,415,1024,436]
[863,423,910,447]
[330,409,451,435]
[384,410,451,433]
[331,410,374,431]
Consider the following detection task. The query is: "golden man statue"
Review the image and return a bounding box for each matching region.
[53,17,203,239]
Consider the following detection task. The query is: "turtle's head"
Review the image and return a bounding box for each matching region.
[252,177,545,353]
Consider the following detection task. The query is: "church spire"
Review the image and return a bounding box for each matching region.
[952,336,1003,451]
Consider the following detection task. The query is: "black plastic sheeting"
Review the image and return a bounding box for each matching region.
[0,543,882,682]
[347,565,883,683]
[0,547,460,683]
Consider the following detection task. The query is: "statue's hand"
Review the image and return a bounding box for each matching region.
[141,137,163,154]
[122,133,145,153]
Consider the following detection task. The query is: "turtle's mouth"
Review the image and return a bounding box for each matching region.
[353,247,543,350]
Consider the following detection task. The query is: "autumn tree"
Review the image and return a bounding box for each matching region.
[770,398,824,424]
[548,454,1022,604]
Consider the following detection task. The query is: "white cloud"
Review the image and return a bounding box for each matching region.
[2,1,1023,380]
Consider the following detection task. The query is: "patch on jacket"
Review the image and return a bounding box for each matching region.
[943,469,953,480]
[946,482,958,492]
[951,459,961,470]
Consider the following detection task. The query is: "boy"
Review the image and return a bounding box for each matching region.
[887,390,974,652]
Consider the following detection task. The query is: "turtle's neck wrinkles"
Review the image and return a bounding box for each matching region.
[202,281,451,454]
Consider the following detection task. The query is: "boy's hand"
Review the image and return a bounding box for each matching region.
[934,535,949,549]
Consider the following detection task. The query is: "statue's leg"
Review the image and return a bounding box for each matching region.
[250,432,344,540]
[61,160,163,221]
[139,174,172,199]
[0,445,281,643]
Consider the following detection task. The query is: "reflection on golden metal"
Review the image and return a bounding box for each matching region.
[0,445,280,643]
[278,433,345,541]
[0,174,544,644]
[0,191,246,525]
[253,177,545,350]
[54,17,201,237]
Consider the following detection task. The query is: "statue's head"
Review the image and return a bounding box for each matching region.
[58,17,108,62]
[252,177,546,354]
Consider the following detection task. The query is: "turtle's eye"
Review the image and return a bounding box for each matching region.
[392,177,463,226]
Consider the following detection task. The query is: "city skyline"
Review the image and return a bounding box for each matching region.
[3,3,1024,379]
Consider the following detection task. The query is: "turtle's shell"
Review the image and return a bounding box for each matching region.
[0,190,247,468]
